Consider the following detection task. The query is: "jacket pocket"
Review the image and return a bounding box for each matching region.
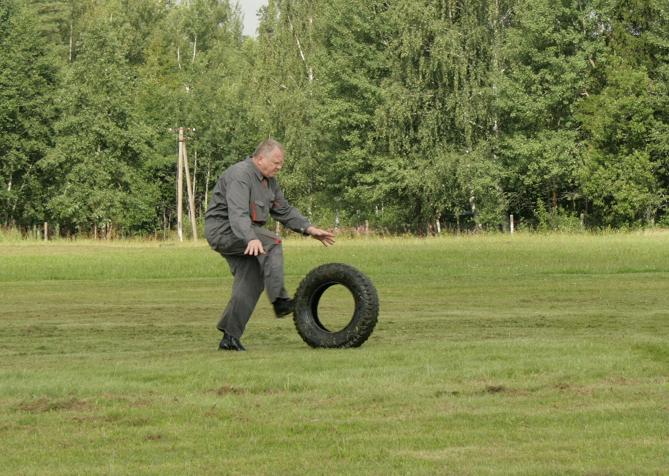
[251,199,268,222]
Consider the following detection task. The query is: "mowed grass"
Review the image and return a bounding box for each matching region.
[1,233,668,475]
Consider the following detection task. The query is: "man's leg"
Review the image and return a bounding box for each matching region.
[213,227,290,328]
[217,255,264,339]
[254,228,290,303]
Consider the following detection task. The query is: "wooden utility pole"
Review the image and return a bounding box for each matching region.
[177,130,184,241]
[173,127,198,242]
[180,128,198,240]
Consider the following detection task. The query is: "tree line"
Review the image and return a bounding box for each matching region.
[1,0,668,237]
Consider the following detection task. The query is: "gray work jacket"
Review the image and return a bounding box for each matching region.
[204,157,311,244]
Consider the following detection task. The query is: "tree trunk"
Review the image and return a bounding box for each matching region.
[492,0,501,139]
[181,133,198,241]
[192,148,198,218]
[287,15,313,82]
[69,20,73,62]
[204,158,211,212]
[552,189,558,210]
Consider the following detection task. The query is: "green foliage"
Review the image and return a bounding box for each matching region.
[311,0,388,217]
[43,2,158,234]
[0,0,58,226]
[498,0,598,219]
[2,0,668,235]
[139,0,253,227]
[534,199,584,232]
[577,3,669,225]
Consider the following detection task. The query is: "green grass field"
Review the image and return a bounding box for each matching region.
[1,233,668,475]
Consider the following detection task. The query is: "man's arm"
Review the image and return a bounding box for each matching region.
[269,187,312,234]
[305,226,335,246]
[227,177,266,255]
[270,188,334,246]
[225,175,257,245]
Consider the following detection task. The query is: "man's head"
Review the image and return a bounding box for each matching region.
[252,138,285,178]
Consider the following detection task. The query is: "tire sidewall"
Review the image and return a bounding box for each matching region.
[293,263,378,348]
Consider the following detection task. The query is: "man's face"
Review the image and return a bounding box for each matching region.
[255,148,284,178]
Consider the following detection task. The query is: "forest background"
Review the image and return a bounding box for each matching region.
[1,0,668,238]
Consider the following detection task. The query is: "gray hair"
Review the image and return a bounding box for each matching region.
[252,138,285,158]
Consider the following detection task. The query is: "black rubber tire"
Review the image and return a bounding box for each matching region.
[293,263,379,348]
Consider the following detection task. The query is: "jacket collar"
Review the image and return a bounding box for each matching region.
[246,156,265,182]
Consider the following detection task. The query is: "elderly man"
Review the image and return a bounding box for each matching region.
[204,139,335,351]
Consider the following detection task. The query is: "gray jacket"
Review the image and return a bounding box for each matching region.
[204,157,311,245]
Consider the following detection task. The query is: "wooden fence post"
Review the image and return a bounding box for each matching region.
[510,214,514,234]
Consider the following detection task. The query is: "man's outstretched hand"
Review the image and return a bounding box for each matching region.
[244,239,265,256]
[245,228,334,254]
[306,226,335,246]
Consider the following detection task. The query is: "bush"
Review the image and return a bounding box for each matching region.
[534,200,584,232]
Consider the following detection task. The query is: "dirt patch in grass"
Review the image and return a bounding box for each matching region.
[434,385,536,398]
[434,390,461,397]
[98,392,155,408]
[212,385,286,396]
[481,384,532,396]
[214,385,248,396]
[554,382,572,391]
[71,414,151,427]
[485,385,506,394]
[17,397,91,413]
[125,398,153,408]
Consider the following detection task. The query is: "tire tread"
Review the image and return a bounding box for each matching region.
[293,263,379,348]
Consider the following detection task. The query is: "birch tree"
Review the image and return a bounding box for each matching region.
[0,0,57,227]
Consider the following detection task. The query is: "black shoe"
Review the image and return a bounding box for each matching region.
[232,335,246,351]
[273,297,294,318]
[218,333,246,351]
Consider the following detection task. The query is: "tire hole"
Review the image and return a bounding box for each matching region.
[314,284,355,332]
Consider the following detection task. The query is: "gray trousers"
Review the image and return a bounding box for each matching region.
[211,227,289,338]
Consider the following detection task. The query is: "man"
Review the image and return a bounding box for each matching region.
[204,139,335,351]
